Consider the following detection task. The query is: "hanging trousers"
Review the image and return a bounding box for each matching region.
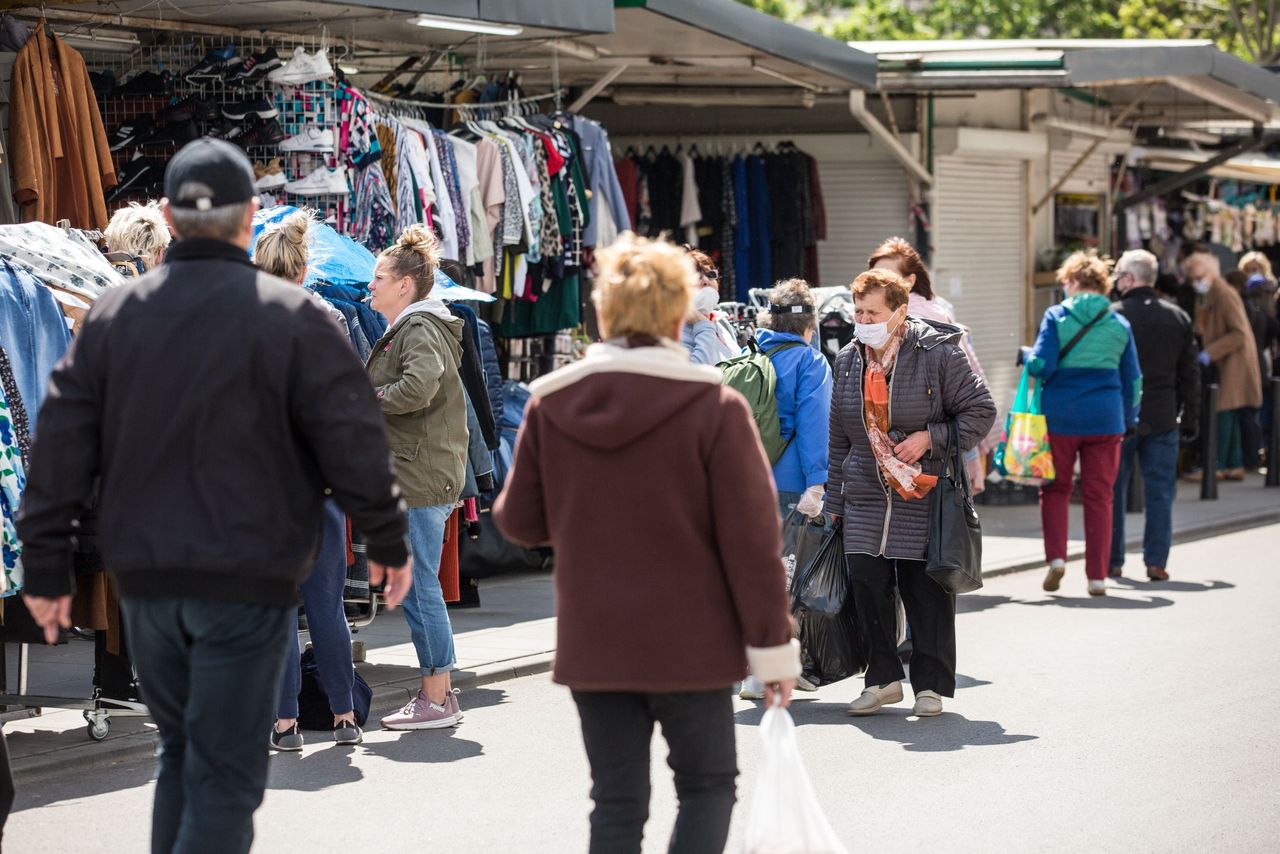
[846,554,957,697]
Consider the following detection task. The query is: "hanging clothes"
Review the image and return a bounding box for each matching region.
[746,154,773,293]
[678,149,702,247]
[572,115,631,246]
[0,256,73,419]
[8,21,116,229]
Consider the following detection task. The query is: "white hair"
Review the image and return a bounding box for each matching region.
[1116,249,1158,288]
[167,201,252,243]
[104,201,171,267]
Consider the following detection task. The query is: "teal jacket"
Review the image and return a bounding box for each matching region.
[1027,293,1142,436]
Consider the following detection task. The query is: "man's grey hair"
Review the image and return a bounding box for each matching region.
[1115,249,1158,288]
[166,200,252,243]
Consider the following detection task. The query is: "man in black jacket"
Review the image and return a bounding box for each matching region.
[18,140,413,854]
[1109,249,1200,582]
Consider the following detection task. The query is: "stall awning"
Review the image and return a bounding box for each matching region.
[1131,146,1280,185]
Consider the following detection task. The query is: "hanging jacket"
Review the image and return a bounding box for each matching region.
[476,317,504,418]
[459,389,496,500]
[0,259,71,423]
[1027,292,1142,436]
[755,328,832,494]
[448,303,499,450]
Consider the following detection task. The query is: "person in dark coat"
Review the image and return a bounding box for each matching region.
[826,269,995,718]
[1109,250,1200,582]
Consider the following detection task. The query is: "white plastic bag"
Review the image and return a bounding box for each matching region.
[743,704,849,854]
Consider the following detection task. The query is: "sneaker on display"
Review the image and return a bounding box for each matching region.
[285,165,348,196]
[106,154,163,203]
[240,117,286,148]
[140,119,198,150]
[222,97,279,121]
[269,46,334,85]
[116,70,170,97]
[183,44,237,85]
[229,47,283,85]
[254,158,288,190]
[159,94,218,124]
[309,48,335,82]
[280,125,334,153]
[108,114,155,152]
[205,118,252,146]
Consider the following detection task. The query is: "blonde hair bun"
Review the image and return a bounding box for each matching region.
[380,225,444,301]
[593,233,696,340]
[255,209,316,283]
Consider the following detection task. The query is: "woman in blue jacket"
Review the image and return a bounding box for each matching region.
[1026,251,1142,598]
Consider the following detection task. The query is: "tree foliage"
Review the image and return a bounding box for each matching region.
[735,0,1252,60]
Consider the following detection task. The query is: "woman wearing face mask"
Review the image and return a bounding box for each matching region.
[681,248,738,365]
[827,269,995,717]
[1025,251,1142,597]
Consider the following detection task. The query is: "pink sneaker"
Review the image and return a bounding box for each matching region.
[380,691,460,731]
[447,689,464,724]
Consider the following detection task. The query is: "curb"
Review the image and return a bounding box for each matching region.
[10,652,555,785]
[981,507,1280,579]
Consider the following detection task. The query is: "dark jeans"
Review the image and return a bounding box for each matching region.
[572,689,738,854]
[1110,429,1180,571]
[0,726,13,847]
[123,597,292,854]
[1239,406,1263,469]
[279,502,354,719]
[846,554,957,697]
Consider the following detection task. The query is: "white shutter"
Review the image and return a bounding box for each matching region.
[816,160,911,289]
[931,156,1027,417]
[1049,149,1111,195]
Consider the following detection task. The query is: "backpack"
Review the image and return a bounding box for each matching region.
[296,647,374,731]
[718,339,805,464]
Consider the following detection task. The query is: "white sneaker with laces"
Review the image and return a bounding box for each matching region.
[280,126,335,153]
[269,47,336,85]
[285,165,348,196]
[847,681,903,716]
[1088,579,1107,597]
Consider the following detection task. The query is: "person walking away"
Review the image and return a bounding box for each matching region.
[366,225,470,731]
[254,210,364,749]
[494,233,799,854]
[1109,250,1200,582]
[829,269,995,717]
[868,236,1002,493]
[16,139,412,854]
[1026,251,1142,597]
[1185,249,1262,482]
[680,248,737,366]
[1225,270,1277,471]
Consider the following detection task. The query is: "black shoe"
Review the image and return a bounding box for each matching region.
[222,97,279,121]
[105,155,162,203]
[228,47,282,86]
[205,118,254,146]
[240,117,285,148]
[159,94,218,124]
[141,119,198,150]
[183,44,238,86]
[108,114,155,152]
[89,70,116,97]
[270,722,304,752]
[116,70,170,97]
[333,718,363,745]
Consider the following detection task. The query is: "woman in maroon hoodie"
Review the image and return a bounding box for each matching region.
[495,234,799,854]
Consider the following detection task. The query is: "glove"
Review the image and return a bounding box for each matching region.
[796,485,825,518]
[1198,351,1211,367]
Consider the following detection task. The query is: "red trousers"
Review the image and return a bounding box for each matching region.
[1039,433,1122,581]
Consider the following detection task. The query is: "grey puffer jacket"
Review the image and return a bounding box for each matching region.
[826,318,996,561]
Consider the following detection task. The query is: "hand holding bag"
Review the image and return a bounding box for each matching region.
[926,420,984,594]
[993,365,1056,486]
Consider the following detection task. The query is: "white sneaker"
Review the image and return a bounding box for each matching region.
[285,166,348,196]
[280,126,334,153]
[847,681,903,716]
[1088,579,1107,597]
[738,676,765,701]
[913,690,943,717]
[1043,559,1066,592]
[795,674,819,693]
[269,47,334,86]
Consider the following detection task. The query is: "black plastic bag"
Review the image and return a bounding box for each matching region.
[296,648,373,731]
[780,510,829,591]
[789,522,867,686]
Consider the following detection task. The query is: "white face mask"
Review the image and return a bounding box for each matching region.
[1192,278,1212,295]
[854,321,891,349]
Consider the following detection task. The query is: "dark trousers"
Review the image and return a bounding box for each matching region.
[0,726,14,847]
[572,689,738,854]
[1110,429,1180,571]
[846,554,957,697]
[1239,406,1263,469]
[123,597,292,854]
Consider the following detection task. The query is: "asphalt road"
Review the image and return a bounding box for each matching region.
[7,524,1280,853]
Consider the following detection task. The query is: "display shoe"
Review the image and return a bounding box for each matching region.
[280,125,335,152]
[239,117,286,148]
[89,70,117,97]
[228,47,283,85]
[847,681,904,716]
[912,690,944,717]
[254,158,288,190]
[140,119,198,150]
[1088,579,1107,597]
[269,46,335,85]
[116,70,171,97]
[105,154,163,203]
[184,44,238,85]
[108,114,155,152]
[159,94,218,124]
[1043,560,1066,592]
[285,165,348,196]
[205,118,253,146]
[1146,566,1170,582]
[222,97,279,121]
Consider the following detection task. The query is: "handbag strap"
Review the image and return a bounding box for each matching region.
[944,420,973,497]
[1058,309,1106,362]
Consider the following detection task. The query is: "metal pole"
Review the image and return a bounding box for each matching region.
[1267,377,1280,488]
[1201,383,1219,500]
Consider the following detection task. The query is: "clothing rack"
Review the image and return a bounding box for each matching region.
[362,87,567,121]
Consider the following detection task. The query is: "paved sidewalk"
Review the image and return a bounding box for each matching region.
[4,472,1275,779]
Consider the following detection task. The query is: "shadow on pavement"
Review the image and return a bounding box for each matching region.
[957,594,1017,615]
[269,744,364,791]
[786,704,1038,752]
[1020,595,1175,610]
[11,753,157,812]
[357,730,483,765]
[1112,578,1235,593]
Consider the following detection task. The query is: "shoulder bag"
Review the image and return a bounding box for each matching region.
[926,420,984,594]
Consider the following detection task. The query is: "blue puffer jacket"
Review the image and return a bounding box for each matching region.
[1027,292,1143,436]
[756,328,833,493]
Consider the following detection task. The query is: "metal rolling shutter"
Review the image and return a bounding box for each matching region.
[931,156,1026,416]
[816,159,911,289]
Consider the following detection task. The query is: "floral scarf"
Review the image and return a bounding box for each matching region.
[864,328,937,501]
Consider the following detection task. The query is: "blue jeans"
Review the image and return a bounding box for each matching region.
[278,501,353,719]
[1110,429,1180,571]
[123,597,292,854]
[404,504,457,674]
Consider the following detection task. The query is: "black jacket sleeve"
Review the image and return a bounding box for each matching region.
[287,300,410,568]
[16,321,105,598]
[1177,315,1201,430]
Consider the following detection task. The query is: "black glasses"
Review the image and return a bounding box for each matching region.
[702,270,720,282]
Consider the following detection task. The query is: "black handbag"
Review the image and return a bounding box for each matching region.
[926,421,984,594]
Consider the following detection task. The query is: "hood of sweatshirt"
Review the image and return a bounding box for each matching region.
[392,298,464,343]
[531,340,723,452]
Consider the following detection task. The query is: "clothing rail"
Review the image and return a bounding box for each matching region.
[361,87,567,119]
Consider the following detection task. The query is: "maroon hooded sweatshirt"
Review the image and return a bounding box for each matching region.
[494,341,799,693]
